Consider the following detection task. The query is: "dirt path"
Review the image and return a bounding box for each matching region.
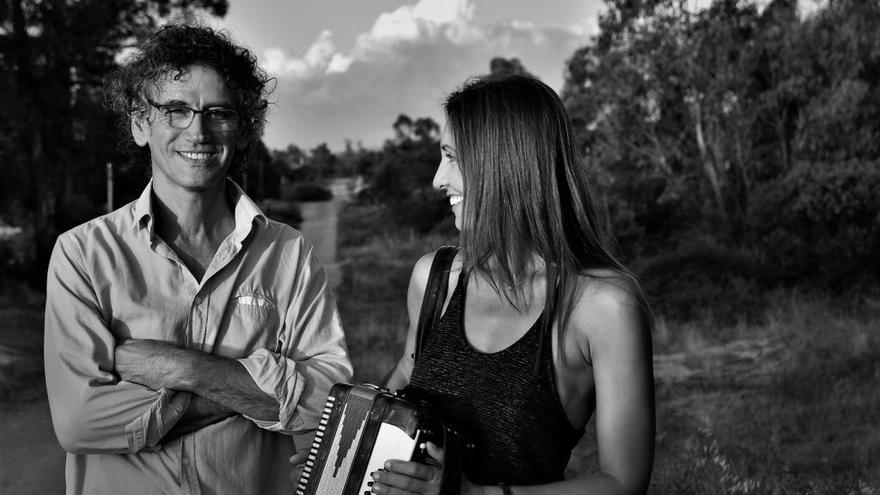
[0,398,65,494]
[0,304,65,494]
[298,199,344,289]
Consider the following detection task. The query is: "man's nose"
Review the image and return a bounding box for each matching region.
[183,112,210,140]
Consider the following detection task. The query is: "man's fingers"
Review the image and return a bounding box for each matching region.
[289,452,309,483]
[289,451,309,466]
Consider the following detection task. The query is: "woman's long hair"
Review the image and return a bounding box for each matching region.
[444,74,649,355]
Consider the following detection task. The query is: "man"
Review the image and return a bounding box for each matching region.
[44,25,352,494]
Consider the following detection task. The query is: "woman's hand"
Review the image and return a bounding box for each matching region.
[371,442,445,495]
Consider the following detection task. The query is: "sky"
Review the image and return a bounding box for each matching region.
[208,0,820,152]
[208,0,606,151]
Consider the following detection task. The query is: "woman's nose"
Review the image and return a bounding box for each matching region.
[432,160,448,190]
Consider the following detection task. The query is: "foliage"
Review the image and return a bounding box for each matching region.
[283,182,333,202]
[635,242,766,325]
[748,160,880,288]
[0,0,229,281]
[355,114,449,233]
[562,0,880,289]
[335,202,457,383]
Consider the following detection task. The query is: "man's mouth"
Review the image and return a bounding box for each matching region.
[449,195,463,207]
[179,151,216,160]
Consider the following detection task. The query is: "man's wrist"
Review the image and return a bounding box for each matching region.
[162,346,199,390]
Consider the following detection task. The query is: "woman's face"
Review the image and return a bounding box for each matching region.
[433,124,465,231]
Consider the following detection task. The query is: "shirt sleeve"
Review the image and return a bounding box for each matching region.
[237,242,352,435]
[44,232,191,454]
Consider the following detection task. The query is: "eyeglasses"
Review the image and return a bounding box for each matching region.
[146,100,240,131]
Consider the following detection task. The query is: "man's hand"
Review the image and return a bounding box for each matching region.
[115,339,191,390]
[290,451,309,484]
[164,395,236,442]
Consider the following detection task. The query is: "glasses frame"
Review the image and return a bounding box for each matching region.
[145,99,241,132]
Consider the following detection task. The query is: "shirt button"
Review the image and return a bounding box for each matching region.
[194,297,202,306]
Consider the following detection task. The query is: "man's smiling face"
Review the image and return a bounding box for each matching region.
[132,64,240,194]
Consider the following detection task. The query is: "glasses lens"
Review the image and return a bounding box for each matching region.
[206,109,240,130]
[163,106,194,128]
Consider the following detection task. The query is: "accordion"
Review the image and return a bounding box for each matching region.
[296,383,463,495]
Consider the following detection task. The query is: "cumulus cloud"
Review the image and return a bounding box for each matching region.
[260,0,591,150]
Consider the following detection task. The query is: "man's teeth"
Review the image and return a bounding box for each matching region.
[180,152,214,160]
[449,195,463,207]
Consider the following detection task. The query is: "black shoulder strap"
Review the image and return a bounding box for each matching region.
[414,246,458,363]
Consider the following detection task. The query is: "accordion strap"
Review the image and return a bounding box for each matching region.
[414,246,458,363]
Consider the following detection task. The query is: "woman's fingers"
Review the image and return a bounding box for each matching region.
[424,441,444,466]
[382,460,441,481]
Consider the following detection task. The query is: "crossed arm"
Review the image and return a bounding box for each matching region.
[44,234,351,454]
[113,340,277,439]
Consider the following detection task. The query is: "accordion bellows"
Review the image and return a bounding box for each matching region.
[296,383,463,495]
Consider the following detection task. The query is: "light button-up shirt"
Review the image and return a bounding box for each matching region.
[44,181,352,494]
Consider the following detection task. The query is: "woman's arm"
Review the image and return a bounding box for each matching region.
[384,251,439,391]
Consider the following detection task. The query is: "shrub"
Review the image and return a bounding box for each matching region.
[748,160,880,288]
[283,182,333,202]
[635,242,765,325]
[260,199,302,228]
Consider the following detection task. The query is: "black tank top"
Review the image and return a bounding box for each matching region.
[405,271,583,485]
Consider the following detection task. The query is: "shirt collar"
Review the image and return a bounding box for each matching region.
[132,179,269,237]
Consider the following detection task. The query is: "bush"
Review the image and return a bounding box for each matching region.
[635,242,766,325]
[748,160,880,288]
[282,182,333,202]
[260,199,302,229]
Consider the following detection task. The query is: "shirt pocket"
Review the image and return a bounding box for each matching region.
[217,292,282,357]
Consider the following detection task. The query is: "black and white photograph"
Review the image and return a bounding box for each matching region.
[0,0,877,494]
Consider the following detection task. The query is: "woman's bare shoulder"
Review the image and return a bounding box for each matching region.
[408,248,462,298]
[570,269,649,343]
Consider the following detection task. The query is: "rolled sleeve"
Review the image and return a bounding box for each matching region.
[44,233,189,453]
[236,349,305,432]
[238,242,352,433]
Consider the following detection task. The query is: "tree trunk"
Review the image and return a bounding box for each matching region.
[691,97,728,223]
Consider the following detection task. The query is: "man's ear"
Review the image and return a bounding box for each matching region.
[131,116,150,147]
[236,132,249,151]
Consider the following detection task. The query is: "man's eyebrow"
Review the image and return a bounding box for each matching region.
[441,144,456,153]
[153,98,234,108]
[152,99,187,107]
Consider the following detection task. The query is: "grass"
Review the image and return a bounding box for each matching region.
[334,204,457,383]
[2,200,877,494]
[0,280,47,402]
[335,202,880,495]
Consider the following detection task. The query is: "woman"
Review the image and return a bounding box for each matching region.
[379,74,655,495]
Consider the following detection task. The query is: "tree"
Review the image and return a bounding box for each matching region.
[490,57,532,77]
[0,0,228,265]
[562,0,880,286]
[307,143,339,178]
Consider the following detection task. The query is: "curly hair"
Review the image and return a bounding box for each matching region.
[105,24,273,153]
